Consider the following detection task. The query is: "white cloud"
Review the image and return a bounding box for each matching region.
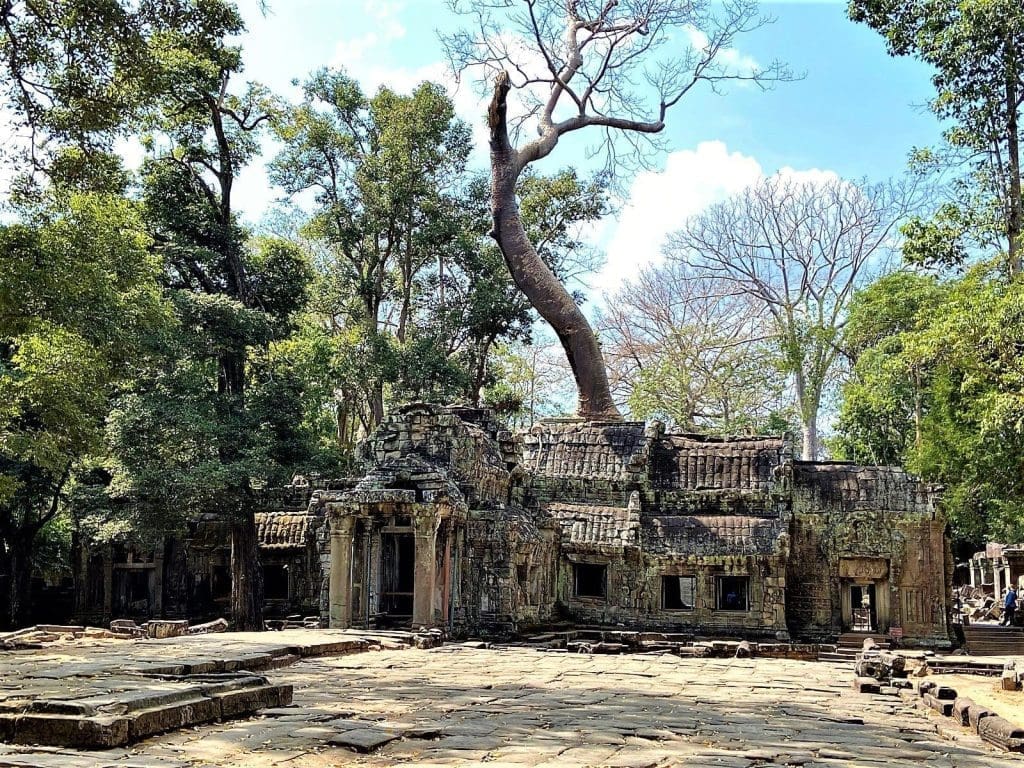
[333,1,407,67]
[592,141,763,295]
[682,25,760,77]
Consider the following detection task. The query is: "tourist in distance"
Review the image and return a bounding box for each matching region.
[1003,585,1018,626]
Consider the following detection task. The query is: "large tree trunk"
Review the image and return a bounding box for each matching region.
[230,513,263,631]
[219,351,264,631]
[487,73,621,421]
[7,540,34,629]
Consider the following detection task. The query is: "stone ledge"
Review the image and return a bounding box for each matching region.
[0,629,411,750]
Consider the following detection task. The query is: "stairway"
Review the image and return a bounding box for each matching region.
[963,624,1024,656]
[819,632,890,663]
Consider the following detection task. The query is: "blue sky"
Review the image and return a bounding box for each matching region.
[232,0,941,297]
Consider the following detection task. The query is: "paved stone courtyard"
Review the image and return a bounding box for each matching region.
[1,637,1022,767]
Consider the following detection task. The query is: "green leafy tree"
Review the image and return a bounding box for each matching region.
[271,70,472,431]
[272,72,607,454]
[123,2,303,630]
[830,271,947,465]
[0,180,166,627]
[850,0,1024,275]
[833,263,1024,544]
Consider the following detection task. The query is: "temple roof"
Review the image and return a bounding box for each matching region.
[791,463,938,514]
[651,435,787,492]
[255,513,314,550]
[641,514,785,557]
[543,502,639,548]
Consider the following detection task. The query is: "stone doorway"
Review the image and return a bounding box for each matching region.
[380,532,415,620]
[839,557,890,634]
[848,583,877,632]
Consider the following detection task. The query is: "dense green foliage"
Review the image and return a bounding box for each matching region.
[837,0,1024,548]
[833,266,1024,545]
[849,0,1024,275]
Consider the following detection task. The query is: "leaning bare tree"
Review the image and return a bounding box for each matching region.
[664,174,914,459]
[444,0,789,420]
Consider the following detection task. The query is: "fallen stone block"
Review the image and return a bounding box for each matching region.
[923,693,954,716]
[979,715,1024,752]
[735,640,751,658]
[146,619,189,639]
[110,619,145,637]
[187,617,229,635]
[933,685,958,700]
[1003,670,1022,691]
[853,677,881,694]
[952,696,975,726]
[36,624,84,634]
[969,704,995,732]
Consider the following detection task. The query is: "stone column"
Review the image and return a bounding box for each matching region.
[153,549,164,616]
[969,560,977,588]
[994,560,1003,600]
[329,515,355,628]
[102,548,113,621]
[412,513,437,627]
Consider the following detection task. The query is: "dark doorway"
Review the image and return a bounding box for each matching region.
[716,575,749,611]
[662,575,696,610]
[263,564,289,600]
[573,563,607,598]
[113,569,153,616]
[850,583,877,631]
[381,533,415,618]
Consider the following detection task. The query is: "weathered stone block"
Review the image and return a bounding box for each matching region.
[969,704,994,732]
[12,713,130,748]
[127,696,222,741]
[923,693,954,716]
[146,620,188,639]
[853,677,881,694]
[952,696,974,726]
[979,715,1024,752]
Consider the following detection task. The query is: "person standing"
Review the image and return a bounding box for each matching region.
[1003,585,1018,626]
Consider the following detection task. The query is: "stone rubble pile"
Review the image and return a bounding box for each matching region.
[956,585,1003,624]
[852,643,1024,753]
[0,624,124,649]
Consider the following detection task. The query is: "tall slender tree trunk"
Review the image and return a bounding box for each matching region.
[487,73,620,421]
[794,372,819,460]
[1005,33,1022,277]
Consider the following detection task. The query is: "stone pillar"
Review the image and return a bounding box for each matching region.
[994,560,1003,600]
[102,548,113,621]
[412,514,437,627]
[153,549,164,616]
[329,515,355,628]
[969,560,977,588]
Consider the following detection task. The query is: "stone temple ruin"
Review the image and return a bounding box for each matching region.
[72,403,951,646]
[317,404,950,645]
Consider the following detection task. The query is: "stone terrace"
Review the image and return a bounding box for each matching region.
[0,637,1020,767]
